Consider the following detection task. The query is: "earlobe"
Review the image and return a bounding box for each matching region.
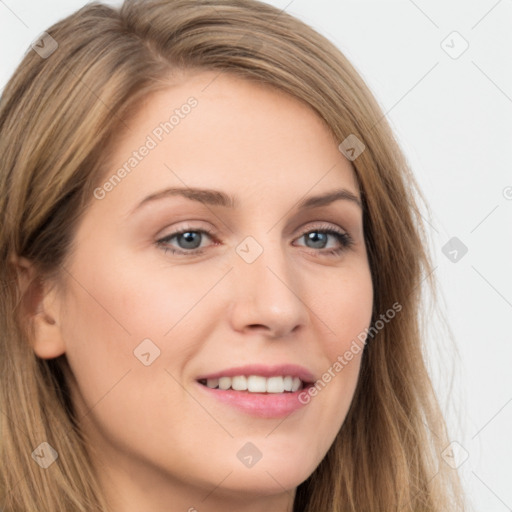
[13,257,66,359]
[32,312,66,359]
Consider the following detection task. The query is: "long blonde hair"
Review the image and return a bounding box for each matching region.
[0,1,465,510]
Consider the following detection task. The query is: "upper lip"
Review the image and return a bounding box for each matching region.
[196,364,316,383]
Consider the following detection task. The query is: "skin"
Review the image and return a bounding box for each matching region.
[29,71,373,512]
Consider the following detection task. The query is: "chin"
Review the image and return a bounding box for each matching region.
[214,463,314,497]
[218,449,320,495]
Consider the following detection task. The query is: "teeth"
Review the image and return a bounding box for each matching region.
[266,376,284,393]
[206,378,219,388]
[218,377,231,390]
[203,375,304,393]
[247,375,267,392]
[231,375,248,391]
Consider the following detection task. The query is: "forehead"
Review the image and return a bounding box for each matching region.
[96,70,359,212]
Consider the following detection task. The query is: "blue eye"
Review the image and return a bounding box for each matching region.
[157,228,214,255]
[295,228,353,255]
[156,225,353,257]
[171,231,203,250]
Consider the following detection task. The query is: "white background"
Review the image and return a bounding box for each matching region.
[1,1,511,510]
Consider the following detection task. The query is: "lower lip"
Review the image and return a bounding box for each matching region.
[196,382,311,418]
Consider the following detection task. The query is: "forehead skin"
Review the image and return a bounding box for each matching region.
[90,70,361,225]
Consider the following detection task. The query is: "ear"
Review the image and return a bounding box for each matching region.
[13,257,66,359]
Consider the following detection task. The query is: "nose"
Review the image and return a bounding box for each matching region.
[227,241,309,339]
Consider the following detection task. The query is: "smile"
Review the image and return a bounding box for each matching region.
[198,375,304,393]
[195,365,316,418]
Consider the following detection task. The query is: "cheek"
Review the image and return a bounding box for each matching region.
[320,263,374,358]
[70,251,230,339]
[301,263,373,438]
[58,253,228,413]
[58,277,133,416]
[58,265,196,463]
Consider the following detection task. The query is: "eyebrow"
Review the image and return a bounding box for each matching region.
[132,186,362,213]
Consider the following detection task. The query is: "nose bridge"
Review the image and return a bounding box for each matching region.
[229,233,308,336]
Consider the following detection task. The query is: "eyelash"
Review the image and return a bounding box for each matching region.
[156,223,354,258]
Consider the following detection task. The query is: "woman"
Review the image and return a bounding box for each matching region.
[0,0,465,510]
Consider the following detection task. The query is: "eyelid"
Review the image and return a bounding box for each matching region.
[156,219,215,237]
[293,221,348,237]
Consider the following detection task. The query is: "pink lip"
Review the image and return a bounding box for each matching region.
[196,364,316,383]
[195,364,316,419]
[197,384,311,418]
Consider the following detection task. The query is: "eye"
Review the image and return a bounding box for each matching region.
[156,227,216,255]
[294,225,353,256]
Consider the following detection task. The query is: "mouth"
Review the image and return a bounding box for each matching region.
[197,374,312,393]
[195,365,316,418]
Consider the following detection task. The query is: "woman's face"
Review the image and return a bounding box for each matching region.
[47,71,373,509]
